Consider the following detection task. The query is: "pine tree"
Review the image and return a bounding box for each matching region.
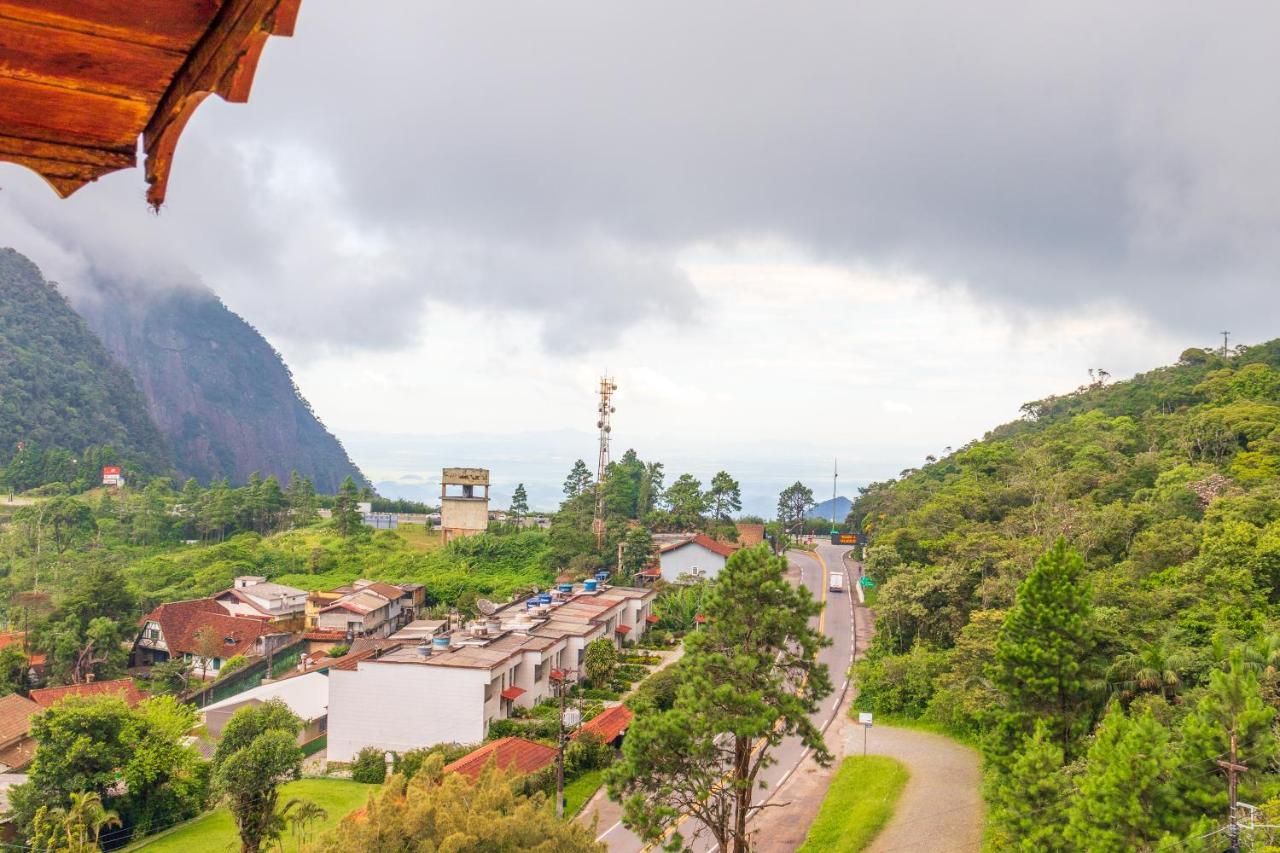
[992,537,1096,762]
[1179,649,1278,816]
[332,476,365,537]
[563,460,592,497]
[985,723,1070,852]
[1064,706,1180,851]
[509,483,529,525]
[707,471,743,522]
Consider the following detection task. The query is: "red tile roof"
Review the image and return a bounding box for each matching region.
[615,625,632,634]
[0,694,38,746]
[500,686,525,701]
[0,632,45,666]
[645,614,660,624]
[443,736,557,781]
[303,631,347,641]
[30,678,148,709]
[140,599,276,659]
[658,534,737,559]
[577,704,632,744]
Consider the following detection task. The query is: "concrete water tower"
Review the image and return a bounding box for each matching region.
[440,468,490,544]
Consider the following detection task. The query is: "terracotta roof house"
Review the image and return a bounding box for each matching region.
[213,577,307,624]
[443,737,557,781]
[575,704,632,746]
[133,598,294,679]
[0,694,40,772]
[656,534,738,583]
[29,678,148,709]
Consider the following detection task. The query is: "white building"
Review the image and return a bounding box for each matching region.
[214,577,307,623]
[201,670,330,744]
[314,580,406,638]
[656,534,736,582]
[326,580,656,762]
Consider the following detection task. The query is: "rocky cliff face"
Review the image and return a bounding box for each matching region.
[0,249,170,473]
[69,276,367,492]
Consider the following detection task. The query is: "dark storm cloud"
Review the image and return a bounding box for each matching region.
[3,1,1277,352]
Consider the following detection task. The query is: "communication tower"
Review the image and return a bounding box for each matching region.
[593,375,618,547]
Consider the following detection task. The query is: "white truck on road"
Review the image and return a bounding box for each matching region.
[829,572,844,593]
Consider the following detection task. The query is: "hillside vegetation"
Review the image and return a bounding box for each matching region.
[850,339,1280,848]
[0,249,170,483]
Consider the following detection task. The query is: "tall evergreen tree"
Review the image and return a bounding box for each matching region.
[985,723,1070,852]
[662,474,707,531]
[608,546,831,852]
[563,459,593,498]
[509,483,529,524]
[992,537,1096,762]
[1064,706,1181,851]
[332,476,364,537]
[707,471,743,522]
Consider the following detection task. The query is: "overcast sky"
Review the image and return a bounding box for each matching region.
[1,2,1275,512]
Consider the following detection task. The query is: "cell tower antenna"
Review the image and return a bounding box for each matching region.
[593,374,618,548]
[1221,330,1231,357]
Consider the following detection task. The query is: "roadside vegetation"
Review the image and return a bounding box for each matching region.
[849,340,1280,847]
[797,755,909,853]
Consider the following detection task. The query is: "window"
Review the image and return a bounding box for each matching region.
[533,662,545,682]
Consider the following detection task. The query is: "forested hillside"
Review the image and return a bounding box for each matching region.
[70,273,366,491]
[0,250,170,485]
[851,340,1280,848]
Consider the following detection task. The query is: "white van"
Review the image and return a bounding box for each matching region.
[829,573,844,593]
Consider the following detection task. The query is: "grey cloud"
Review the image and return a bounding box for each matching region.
[3,1,1278,351]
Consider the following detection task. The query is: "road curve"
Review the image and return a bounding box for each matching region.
[591,542,856,852]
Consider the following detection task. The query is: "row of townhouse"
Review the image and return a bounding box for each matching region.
[327,578,657,762]
[132,576,427,680]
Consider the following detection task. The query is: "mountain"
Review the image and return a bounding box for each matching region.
[0,249,170,475]
[67,273,366,492]
[849,339,1280,845]
[806,496,852,520]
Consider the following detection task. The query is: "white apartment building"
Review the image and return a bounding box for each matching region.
[214,577,308,623]
[326,580,656,762]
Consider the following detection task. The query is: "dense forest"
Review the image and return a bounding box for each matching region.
[850,340,1280,849]
[0,249,170,481]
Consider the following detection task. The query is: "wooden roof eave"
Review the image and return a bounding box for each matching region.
[142,0,301,209]
[0,0,302,207]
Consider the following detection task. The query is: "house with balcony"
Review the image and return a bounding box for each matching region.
[326,578,656,762]
[133,598,295,679]
[213,577,307,628]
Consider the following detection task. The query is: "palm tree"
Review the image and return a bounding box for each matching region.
[46,791,122,852]
[280,798,328,850]
[1107,638,1193,702]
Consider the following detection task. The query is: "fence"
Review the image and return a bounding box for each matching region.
[184,638,305,707]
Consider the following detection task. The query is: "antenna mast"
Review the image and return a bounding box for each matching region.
[831,459,839,531]
[1221,330,1231,357]
[593,374,618,548]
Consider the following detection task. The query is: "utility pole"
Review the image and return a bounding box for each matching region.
[1221,330,1232,357]
[593,375,618,549]
[553,669,580,819]
[831,459,839,532]
[1218,728,1247,853]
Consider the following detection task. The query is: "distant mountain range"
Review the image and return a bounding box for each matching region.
[2,248,366,491]
[807,496,853,521]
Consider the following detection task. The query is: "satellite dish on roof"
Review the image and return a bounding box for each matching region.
[476,598,498,616]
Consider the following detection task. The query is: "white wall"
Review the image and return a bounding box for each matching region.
[658,545,727,583]
[328,662,489,762]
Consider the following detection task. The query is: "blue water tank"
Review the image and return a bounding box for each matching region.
[584,579,598,592]
[558,583,573,594]
[432,635,450,649]
[595,571,610,581]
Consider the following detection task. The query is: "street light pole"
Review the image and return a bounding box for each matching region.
[556,674,567,819]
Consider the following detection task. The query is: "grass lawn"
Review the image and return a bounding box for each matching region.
[564,769,606,816]
[131,779,375,852]
[797,756,908,853]
[849,708,980,749]
[394,524,444,552]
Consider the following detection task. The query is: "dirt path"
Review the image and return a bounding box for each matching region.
[753,557,983,853]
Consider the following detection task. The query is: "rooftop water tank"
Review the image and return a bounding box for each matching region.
[415,644,431,658]
[584,579,598,592]
[432,635,451,650]
[595,571,610,581]
[558,583,573,594]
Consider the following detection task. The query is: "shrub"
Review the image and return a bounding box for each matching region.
[565,730,613,777]
[351,746,388,783]
[393,743,476,781]
[852,641,949,718]
[217,655,249,678]
[327,645,350,658]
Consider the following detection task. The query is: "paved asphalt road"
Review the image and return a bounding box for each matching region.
[593,542,857,852]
